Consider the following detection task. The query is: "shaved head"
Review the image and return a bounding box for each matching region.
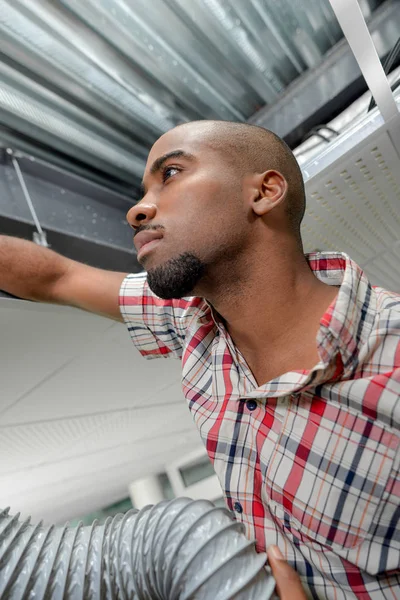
[172,120,306,236]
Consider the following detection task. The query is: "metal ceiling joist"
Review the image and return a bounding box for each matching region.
[329,0,400,157]
[329,0,398,124]
[249,0,400,146]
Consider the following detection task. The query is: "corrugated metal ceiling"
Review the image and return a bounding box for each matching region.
[0,0,385,190]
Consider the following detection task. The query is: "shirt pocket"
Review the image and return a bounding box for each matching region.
[264,405,396,552]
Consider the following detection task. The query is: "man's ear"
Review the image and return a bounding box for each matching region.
[251,170,288,216]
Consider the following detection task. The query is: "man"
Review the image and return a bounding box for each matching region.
[0,121,398,599]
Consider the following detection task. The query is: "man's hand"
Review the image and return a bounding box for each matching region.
[267,546,308,599]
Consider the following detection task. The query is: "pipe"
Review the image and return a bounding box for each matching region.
[0,497,276,599]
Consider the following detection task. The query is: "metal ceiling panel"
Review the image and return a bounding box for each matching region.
[0,0,385,185]
[300,101,400,293]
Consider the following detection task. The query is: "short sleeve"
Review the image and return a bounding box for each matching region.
[119,272,206,360]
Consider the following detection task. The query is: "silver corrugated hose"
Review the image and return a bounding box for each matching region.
[0,498,276,599]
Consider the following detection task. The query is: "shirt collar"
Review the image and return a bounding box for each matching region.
[307,251,376,375]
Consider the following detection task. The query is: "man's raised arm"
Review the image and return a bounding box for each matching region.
[0,235,128,321]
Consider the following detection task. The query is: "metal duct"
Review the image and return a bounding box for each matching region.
[0,498,276,599]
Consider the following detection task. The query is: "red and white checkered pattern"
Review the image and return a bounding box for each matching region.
[119,252,400,600]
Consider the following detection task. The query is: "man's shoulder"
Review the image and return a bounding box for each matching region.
[373,286,400,322]
[120,272,209,323]
[119,273,211,360]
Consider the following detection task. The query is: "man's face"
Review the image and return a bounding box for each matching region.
[127,125,249,298]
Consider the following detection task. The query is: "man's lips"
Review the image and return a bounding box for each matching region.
[137,238,162,260]
[134,230,163,253]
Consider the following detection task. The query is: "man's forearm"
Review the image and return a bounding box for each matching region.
[0,235,69,302]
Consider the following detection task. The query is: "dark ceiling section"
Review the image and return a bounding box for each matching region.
[0,0,390,270]
[0,152,138,271]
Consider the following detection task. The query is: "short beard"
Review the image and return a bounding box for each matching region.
[146,252,205,299]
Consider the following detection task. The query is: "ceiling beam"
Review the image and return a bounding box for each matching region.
[249,0,400,147]
[0,152,141,272]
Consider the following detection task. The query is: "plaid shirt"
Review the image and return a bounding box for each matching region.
[119,252,400,600]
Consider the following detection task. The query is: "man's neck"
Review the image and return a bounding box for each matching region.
[203,251,339,359]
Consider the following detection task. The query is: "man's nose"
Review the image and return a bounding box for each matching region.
[126,201,157,229]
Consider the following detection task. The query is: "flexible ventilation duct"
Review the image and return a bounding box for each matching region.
[0,498,276,599]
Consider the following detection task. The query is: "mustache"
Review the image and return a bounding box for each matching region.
[134,224,165,239]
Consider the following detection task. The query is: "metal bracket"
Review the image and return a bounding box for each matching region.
[6,148,49,248]
[329,0,399,124]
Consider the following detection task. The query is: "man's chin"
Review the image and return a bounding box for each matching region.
[139,252,165,271]
[146,252,205,299]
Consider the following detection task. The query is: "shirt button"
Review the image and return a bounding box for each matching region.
[233,502,243,514]
[246,399,257,411]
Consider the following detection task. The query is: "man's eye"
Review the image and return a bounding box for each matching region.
[162,166,180,182]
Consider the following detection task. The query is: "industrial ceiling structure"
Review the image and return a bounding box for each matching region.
[0,0,398,269]
[0,0,399,523]
[0,0,376,185]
